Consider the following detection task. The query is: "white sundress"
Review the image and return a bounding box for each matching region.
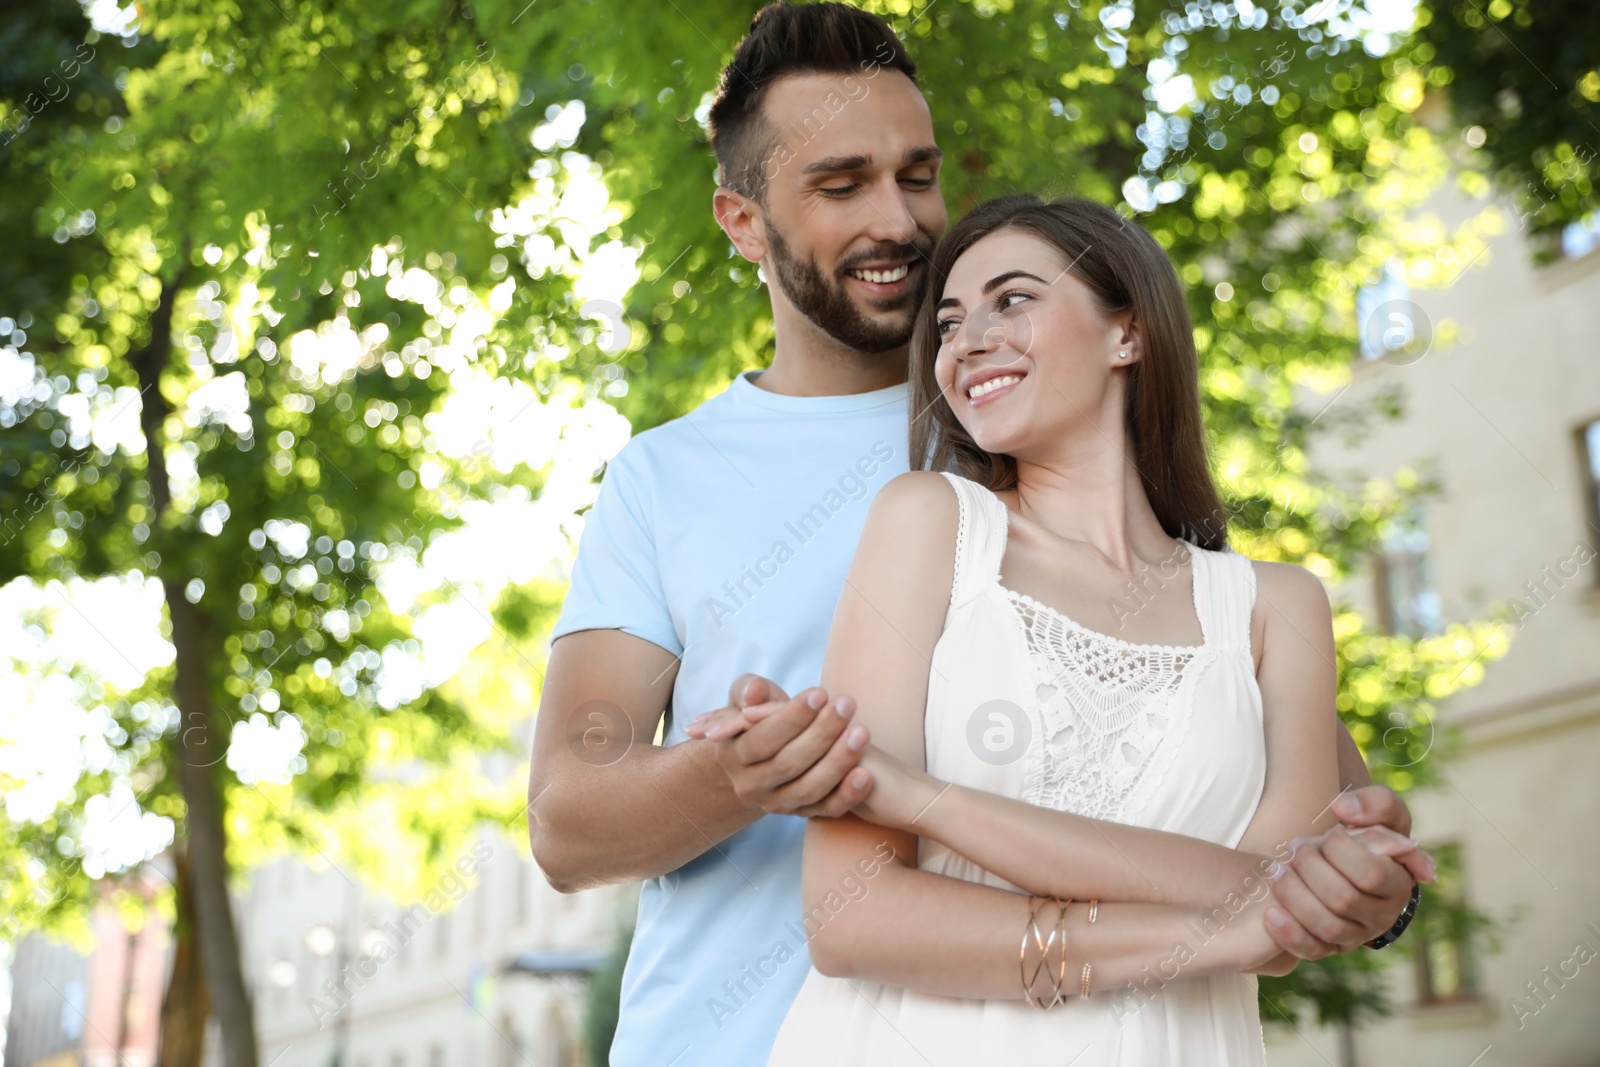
[768,471,1270,1066]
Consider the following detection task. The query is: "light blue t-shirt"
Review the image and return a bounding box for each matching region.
[552,370,911,1066]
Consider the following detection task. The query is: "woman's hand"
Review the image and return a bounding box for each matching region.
[851,744,947,831]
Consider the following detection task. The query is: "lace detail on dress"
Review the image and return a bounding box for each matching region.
[1009,588,1208,824]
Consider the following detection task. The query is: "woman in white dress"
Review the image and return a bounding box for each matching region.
[750,195,1433,1065]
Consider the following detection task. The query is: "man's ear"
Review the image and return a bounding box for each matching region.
[713,186,768,264]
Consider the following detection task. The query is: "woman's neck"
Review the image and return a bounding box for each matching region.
[1008,446,1179,575]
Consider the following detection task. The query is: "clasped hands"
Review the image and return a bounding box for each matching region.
[684,676,1433,959]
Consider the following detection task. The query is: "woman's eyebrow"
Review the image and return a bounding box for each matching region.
[938,269,1051,310]
[980,269,1049,295]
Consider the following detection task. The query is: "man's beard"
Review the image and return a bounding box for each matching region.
[766,223,932,354]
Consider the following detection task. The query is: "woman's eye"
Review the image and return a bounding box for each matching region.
[999,290,1032,311]
[935,318,959,336]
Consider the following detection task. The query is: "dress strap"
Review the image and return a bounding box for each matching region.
[938,472,1010,609]
[1193,548,1257,657]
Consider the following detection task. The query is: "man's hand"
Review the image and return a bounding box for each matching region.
[683,675,874,818]
[1263,785,1435,959]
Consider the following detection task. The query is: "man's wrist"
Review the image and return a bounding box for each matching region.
[1366,882,1421,949]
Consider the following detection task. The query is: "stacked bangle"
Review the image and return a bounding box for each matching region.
[1022,898,1099,1007]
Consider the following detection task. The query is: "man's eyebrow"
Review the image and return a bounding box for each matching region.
[801,154,872,176]
[937,269,1051,311]
[801,146,943,176]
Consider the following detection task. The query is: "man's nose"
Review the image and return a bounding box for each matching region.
[862,179,919,245]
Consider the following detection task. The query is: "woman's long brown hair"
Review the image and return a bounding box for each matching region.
[908,194,1231,551]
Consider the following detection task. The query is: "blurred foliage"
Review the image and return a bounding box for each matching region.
[1413,0,1600,238]
[1261,946,1393,1029]
[0,0,606,1049]
[0,0,1548,1044]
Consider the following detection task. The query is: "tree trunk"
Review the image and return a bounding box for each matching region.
[168,584,259,1067]
[134,274,261,1067]
[1337,1019,1358,1067]
[158,844,210,1067]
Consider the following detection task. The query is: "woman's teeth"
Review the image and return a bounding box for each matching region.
[848,264,910,284]
[967,374,1022,399]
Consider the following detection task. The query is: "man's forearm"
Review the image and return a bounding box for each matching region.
[530,739,762,892]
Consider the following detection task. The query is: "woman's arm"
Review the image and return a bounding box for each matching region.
[802,473,1284,990]
[805,812,1280,995]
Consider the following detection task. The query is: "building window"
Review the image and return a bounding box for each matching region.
[1561,210,1600,261]
[1412,842,1479,1004]
[1355,261,1415,361]
[1579,417,1600,561]
[1372,506,1443,637]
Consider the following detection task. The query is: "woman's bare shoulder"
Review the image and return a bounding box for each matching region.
[1248,559,1332,612]
[1246,558,1334,663]
[863,470,961,541]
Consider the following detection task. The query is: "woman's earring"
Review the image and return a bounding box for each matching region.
[1117,350,1129,360]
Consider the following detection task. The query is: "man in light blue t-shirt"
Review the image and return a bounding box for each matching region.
[527,5,1420,1065]
[528,9,939,1062]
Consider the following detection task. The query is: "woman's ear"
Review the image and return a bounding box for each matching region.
[713,186,768,263]
[1112,314,1141,366]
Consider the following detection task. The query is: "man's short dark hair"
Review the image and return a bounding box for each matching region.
[708,2,917,199]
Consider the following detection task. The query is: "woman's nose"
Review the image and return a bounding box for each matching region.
[956,310,1004,357]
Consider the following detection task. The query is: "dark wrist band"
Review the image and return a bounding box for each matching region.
[1366,882,1421,950]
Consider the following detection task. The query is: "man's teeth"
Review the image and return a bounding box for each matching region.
[849,264,910,284]
[967,374,1022,399]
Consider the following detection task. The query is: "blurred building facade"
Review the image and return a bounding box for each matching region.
[1265,174,1600,1062]
[3,935,89,1067]
[4,806,627,1067]
[217,833,632,1067]
[4,878,167,1067]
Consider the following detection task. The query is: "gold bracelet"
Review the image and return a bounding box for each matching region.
[1080,900,1097,997]
[1020,896,1070,1009]
[1020,896,1050,1009]
[1051,897,1071,1009]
